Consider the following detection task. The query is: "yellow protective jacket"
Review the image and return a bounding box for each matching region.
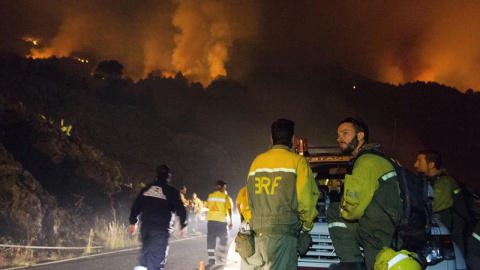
[247,145,319,232]
[236,186,252,222]
[340,144,395,220]
[428,171,459,212]
[206,191,232,223]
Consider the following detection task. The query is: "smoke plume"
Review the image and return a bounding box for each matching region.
[2,1,480,90]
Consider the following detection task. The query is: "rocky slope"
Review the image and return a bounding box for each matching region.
[0,101,121,246]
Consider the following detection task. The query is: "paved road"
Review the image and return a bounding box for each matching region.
[8,235,221,270]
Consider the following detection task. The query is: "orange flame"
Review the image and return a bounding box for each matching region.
[22,37,39,46]
[73,57,89,64]
[161,71,176,79]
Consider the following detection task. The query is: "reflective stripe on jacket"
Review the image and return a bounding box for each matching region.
[428,172,458,212]
[341,150,395,220]
[206,191,232,222]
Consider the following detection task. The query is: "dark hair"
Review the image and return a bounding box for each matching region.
[271,119,295,146]
[418,150,442,169]
[216,180,227,188]
[156,164,171,180]
[339,117,369,142]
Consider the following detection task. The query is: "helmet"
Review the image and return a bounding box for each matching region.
[375,247,422,270]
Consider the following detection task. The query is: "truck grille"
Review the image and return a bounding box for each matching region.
[298,223,339,268]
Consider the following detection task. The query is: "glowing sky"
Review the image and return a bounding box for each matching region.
[2,0,479,90]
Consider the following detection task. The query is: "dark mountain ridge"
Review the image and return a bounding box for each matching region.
[1,52,479,251]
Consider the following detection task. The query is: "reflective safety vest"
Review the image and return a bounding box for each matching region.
[206,191,232,222]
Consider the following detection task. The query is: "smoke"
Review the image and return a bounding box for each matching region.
[2,1,480,90]
[5,0,258,85]
[170,0,259,86]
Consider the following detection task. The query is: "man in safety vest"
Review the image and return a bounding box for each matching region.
[243,118,319,270]
[327,117,402,270]
[206,180,233,268]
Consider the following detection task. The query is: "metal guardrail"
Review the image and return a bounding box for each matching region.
[0,244,103,250]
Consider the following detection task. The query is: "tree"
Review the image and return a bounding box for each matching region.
[94,60,123,80]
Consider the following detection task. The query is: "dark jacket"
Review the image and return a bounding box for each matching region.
[129,179,187,232]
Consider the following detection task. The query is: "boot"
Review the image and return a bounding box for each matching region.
[204,259,216,270]
[329,262,366,270]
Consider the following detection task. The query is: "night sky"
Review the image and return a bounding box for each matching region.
[2,0,480,90]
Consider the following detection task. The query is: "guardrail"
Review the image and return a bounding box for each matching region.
[0,244,103,250]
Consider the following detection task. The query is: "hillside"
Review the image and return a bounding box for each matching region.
[1,52,479,253]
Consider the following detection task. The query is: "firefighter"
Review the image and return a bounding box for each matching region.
[188,192,204,234]
[180,186,189,207]
[243,119,319,270]
[205,180,233,268]
[327,118,402,270]
[236,185,251,223]
[414,149,467,255]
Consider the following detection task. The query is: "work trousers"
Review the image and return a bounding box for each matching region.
[326,177,402,270]
[139,230,169,270]
[240,232,297,270]
[207,221,228,264]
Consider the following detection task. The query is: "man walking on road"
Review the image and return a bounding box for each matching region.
[206,180,233,269]
[129,164,187,270]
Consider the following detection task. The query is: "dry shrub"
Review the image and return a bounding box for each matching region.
[94,218,139,250]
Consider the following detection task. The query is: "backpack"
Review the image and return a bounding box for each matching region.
[350,149,432,253]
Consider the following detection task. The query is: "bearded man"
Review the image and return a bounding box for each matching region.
[327,118,402,270]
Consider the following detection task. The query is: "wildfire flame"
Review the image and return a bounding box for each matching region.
[161,71,176,79]
[22,37,39,46]
[73,57,89,64]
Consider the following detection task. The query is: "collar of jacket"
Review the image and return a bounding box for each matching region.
[431,168,448,180]
[154,179,169,186]
[354,142,381,157]
[270,144,292,151]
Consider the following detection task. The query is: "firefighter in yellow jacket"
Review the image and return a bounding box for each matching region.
[243,119,319,270]
[327,118,402,270]
[206,180,233,268]
[236,185,251,223]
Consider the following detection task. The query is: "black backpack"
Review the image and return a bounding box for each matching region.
[350,149,432,253]
[436,176,479,240]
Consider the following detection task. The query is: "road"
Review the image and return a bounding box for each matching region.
[7,235,239,270]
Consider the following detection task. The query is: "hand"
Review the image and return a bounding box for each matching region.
[228,222,233,230]
[128,224,136,235]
